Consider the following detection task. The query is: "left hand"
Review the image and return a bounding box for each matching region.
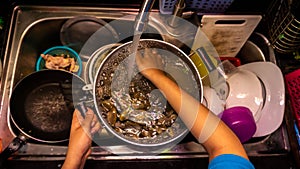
[62,108,101,169]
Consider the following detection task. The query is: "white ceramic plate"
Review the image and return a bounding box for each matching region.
[239,62,285,137]
[226,68,264,122]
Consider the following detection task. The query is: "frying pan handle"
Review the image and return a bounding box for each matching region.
[0,136,26,168]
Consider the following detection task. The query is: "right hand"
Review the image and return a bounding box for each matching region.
[135,48,165,79]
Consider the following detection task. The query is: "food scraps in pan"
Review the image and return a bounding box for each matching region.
[41,53,79,73]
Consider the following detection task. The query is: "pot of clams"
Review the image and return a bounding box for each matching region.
[84,39,203,149]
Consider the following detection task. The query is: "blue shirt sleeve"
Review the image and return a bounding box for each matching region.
[208,154,255,169]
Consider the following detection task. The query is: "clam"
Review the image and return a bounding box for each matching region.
[101,99,114,112]
[96,53,185,142]
[106,108,117,126]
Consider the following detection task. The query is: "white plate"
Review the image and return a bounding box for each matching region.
[226,68,264,122]
[239,62,285,137]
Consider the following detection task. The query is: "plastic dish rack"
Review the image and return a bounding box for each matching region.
[159,0,234,14]
[285,69,300,129]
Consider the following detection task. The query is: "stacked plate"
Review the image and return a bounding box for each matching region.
[203,61,285,138]
[238,62,285,137]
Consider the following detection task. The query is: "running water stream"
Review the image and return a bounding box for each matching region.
[127,33,141,79]
[127,0,155,79]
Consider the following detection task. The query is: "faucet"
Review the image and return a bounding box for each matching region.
[134,0,187,33]
[134,0,156,35]
[168,0,186,27]
[134,0,196,49]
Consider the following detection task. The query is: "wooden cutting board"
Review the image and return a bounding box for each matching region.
[200,15,262,57]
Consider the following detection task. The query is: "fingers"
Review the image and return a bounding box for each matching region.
[144,48,152,58]
[72,109,83,127]
[89,109,102,135]
[82,108,94,131]
[73,108,101,135]
[136,48,162,66]
[91,120,101,135]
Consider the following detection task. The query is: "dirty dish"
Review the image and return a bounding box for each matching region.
[203,86,225,116]
[35,46,82,76]
[237,32,277,64]
[225,68,264,122]
[60,16,119,60]
[85,43,121,84]
[219,106,257,143]
[239,62,285,137]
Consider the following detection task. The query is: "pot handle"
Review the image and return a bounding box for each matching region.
[0,136,26,168]
[76,102,88,117]
[75,84,94,117]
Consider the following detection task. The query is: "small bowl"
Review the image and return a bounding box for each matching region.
[219,106,257,143]
[36,46,82,76]
[225,68,264,122]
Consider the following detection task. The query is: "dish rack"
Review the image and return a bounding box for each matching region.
[159,0,234,14]
[285,68,300,129]
[264,0,300,54]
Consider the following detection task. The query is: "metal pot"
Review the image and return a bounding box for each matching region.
[89,39,203,148]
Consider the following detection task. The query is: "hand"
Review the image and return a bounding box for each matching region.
[135,48,165,79]
[62,108,101,169]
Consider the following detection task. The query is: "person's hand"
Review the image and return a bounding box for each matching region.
[62,108,101,169]
[135,48,165,79]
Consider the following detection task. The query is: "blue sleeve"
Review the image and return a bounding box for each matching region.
[208,154,255,169]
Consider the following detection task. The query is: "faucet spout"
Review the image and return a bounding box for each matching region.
[134,0,156,34]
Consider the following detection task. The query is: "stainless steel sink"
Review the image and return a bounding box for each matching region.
[0,5,290,164]
[8,7,167,84]
[0,5,202,158]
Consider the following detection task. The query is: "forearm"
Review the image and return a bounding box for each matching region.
[62,151,87,169]
[146,71,248,160]
[147,71,201,128]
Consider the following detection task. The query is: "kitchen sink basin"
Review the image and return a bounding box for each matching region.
[0,5,202,156]
[9,6,166,85]
[0,5,291,165]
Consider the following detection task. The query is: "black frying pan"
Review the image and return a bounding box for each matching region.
[0,69,88,167]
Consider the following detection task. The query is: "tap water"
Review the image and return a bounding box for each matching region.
[127,33,142,79]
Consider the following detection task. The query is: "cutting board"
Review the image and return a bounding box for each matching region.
[200,15,262,57]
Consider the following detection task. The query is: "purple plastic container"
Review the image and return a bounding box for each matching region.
[218,106,257,143]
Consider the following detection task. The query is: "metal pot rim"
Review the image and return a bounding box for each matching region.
[92,39,203,147]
